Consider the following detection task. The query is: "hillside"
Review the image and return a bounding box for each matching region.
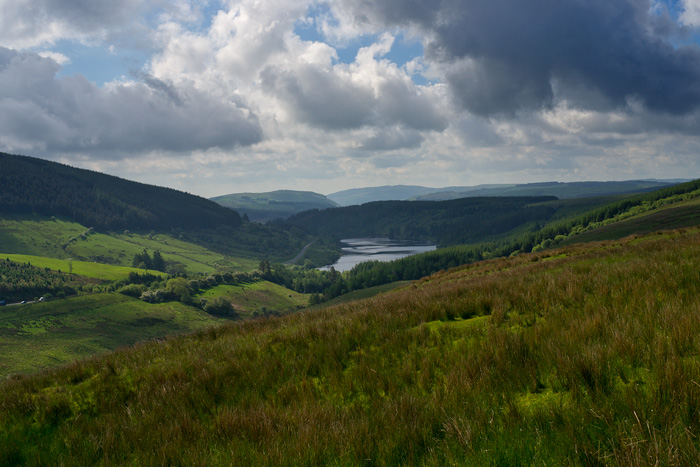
[327,180,683,206]
[0,153,319,265]
[0,153,242,231]
[327,185,439,206]
[281,195,613,247]
[211,190,338,222]
[3,227,700,464]
[290,179,700,302]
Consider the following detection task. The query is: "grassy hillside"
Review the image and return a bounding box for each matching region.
[0,278,311,378]
[0,293,223,377]
[0,153,316,264]
[0,215,258,274]
[2,254,168,281]
[560,195,700,245]
[197,282,309,317]
[211,190,338,223]
[3,227,700,464]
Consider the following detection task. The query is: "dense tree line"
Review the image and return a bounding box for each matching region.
[280,196,559,247]
[0,259,93,302]
[0,152,241,231]
[132,249,166,272]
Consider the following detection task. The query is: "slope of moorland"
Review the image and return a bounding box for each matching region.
[3,228,700,464]
[0,293,223,377]
[0,152,242,231]
[559,194,700,245]
[211,190,339,222]
[0,277,309,378]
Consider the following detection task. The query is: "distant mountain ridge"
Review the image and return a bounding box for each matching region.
[327,180,688,206]
[211,190,338,222]
[0,152,241,231]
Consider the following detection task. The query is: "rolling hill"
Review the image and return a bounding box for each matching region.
[210,190,338,222]
[3,225,700,464]
[0,153,316,265]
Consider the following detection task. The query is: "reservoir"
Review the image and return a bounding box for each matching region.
[320,238,437,273]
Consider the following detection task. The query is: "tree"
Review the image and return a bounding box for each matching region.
[152,250,165,272]
[259,260,272,278]
[166,277,191,303]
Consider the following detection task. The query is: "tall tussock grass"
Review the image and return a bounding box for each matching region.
[4,228,700,465]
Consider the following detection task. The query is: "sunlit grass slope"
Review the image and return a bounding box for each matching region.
[3,227,700,464]
[1,254,167,281]
[0,215,258,274]
[198,281,309,317]
[0,294,222,378]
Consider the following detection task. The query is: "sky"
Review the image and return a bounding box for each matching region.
[2,0,700,198]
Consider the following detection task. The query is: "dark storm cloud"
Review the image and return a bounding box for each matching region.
[0,48,262,156]
[340,0,700,116]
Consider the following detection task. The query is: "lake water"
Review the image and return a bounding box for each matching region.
[319,238,437,272]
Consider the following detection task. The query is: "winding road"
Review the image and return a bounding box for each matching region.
[284,241,315,265]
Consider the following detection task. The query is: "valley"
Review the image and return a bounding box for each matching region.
[2,152,700,465]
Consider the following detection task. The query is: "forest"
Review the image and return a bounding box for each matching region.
[0,152,241,231]
[281,196,560,247]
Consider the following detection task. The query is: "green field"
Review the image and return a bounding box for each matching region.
[0,294,222,377]
[197,281,309,316]
[4,228,700,464]
[1,254,168,281]
[0,215,258,274]
[318,281,411,307]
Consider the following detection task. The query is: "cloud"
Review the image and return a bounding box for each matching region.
[681,0,700,27]
[359,127,424,151]
[332,0,700,117]
[0,47,262,156]
[260,33,448,133]
[0,0,149,48]
[1,0,699,197]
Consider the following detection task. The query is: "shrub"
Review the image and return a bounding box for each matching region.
[204,297,237,318]
[119,284,145,298]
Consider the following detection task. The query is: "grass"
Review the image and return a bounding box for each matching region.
[0,294,222,378]
[1,254,168,281]
[196,281,309,316]
[0,214,259,274]
[3,227,700,464]
[318,281,411,307]
[560,190,700,246]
